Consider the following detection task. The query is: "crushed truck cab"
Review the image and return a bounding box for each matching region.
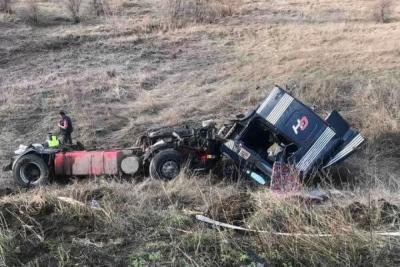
[221,86,364,185]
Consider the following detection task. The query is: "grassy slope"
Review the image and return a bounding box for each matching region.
[0,0,399,265]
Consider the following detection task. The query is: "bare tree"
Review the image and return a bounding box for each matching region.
[373,0,393,23]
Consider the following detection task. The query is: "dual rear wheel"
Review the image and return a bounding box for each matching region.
[13,154,49,187]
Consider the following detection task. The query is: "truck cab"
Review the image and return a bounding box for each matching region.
[221,86,364,185]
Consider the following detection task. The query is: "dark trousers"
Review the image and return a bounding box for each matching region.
[60,133,72,145]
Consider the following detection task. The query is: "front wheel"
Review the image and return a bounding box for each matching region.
[149,149,182,180]
[12,154,49,187]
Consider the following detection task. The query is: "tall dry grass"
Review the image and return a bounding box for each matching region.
[0,176,399,266]
[164,0,242,28]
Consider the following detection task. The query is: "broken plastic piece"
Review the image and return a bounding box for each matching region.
[270,162,300,192]
[246,170,266,185]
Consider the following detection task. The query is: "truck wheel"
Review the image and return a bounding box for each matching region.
[149,149,182,180]
[13,154,49,187]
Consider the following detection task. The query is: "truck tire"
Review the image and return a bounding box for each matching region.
[13,154,49,187]
[149,149,182,180]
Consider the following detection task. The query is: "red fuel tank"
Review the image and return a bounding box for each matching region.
[54,151,122,176]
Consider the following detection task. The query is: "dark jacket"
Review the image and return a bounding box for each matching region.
[60,115,73,134]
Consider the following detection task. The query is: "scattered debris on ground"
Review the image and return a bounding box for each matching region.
[196,214,400,237]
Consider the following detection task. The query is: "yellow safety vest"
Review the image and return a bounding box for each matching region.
[48,136,60,148]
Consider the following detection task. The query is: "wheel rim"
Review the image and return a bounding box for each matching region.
[20,163,41,184]
[161,160,179,179]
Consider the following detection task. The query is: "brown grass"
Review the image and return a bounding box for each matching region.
[0,0,399,265]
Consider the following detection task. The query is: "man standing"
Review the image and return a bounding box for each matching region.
[58,111,73,145]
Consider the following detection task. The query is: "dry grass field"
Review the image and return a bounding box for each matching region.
[0,0,400,266]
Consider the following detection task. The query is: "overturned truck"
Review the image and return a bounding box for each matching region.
[4,86,365,187]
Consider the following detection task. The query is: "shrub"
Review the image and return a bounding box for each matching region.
[104,0,123,17]
[92,0,123,18]
[373,0,393,23]
[92,0,107,16]
[0,0,11,13]
[26,0,39,23]
[64,0,82,23]
[165,0,239,28]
